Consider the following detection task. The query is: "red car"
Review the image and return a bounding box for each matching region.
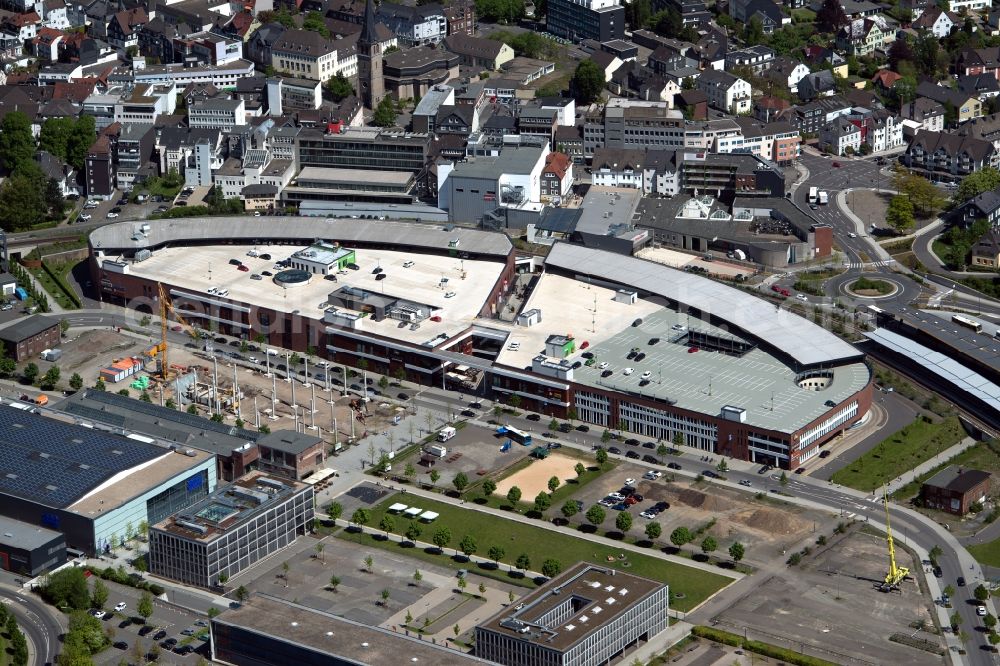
[580,341,589,349]
[430,315,442,322]
[237,265,249,272]
[832,161,841,168]
[688,347,700,353]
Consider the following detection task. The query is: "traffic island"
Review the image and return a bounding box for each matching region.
[847,276,897,298]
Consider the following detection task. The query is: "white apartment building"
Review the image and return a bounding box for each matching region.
[697,70,752,115]
[188,97,246,131]
[112,83,177,125]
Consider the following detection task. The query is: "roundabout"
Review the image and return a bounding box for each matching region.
[843,276,899,299]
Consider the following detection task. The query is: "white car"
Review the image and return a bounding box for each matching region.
[106,212,119,219]
[795,294,808,302]
[508,342,520,350]
[608,492,625,501]
[597,361,609,370]
[248,356,259,364]
[267,349,279,356]
[640,510,656,519]
[978,606,988,616]
[403,261,414,268]
[624,478,636,487]
[848,232,857,238]
[641,370,652,379]
[444,291,456,298]
[643,470,662,480]
[78,213,91,221]
[114,602,127,612]
[623,367,634,376]
[739,479,752,487]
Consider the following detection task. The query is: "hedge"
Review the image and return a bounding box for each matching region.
[691,626,839,666]
[85,565,165,596]
[41,261,81,308]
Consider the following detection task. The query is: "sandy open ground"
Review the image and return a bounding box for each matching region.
[495,452,580,499]
[636,246,751,278]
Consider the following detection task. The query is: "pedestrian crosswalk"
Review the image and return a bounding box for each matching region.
[844,259,896,269]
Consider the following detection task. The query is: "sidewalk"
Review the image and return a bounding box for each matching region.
[837,189,893,264]
[883,437,977,497]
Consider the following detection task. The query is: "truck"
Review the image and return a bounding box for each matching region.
[437,426,456,442]
[808,187,818,204]
[427,444,448,458]
[818,191,828,205]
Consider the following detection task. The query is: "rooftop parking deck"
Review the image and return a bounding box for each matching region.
[130,244,505,345]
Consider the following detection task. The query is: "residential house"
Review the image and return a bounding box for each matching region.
[435,104,478,138]
[591,147,663,191]
[518,107,557,147]
[763,56,810,94]
[378,2,447,47]
[900,0,932,20]
[443,34,513,71]
[916,81,982,124]
[42,0,69,30]
[819,119,862,155]
[836,17,888,57]
[34,150,77,197]
[871,70,902,95]
[902,129,996,181]
[725,45,776,74]
[912,6,959,38]
[948,0,988,13]
[959,74,1000,102]
[245,22,286,70]
[797,70,837,101]
[956,47,1000,80]
[32,26,63,62]
[801,45,847,78]
[676,89,708,120]
[106,7,147,52]
[970,228,1000,268]
[754,96,790,122]
[962,189,1000,226]
[729,0,788,34]
[903,97,945,133]
[787,96,853,134]
[444,0,476,37]
[540,151,572,202]
[697,69,751,114]
[590,49,623,82]
[724,118,801,165]
[608,62,679,103]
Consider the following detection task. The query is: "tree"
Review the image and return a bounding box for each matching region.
[475,0,525,23]
[372,95,399,127]
[459,534,478,557]
[457,576,468,593]
[955,168,1000,203]
[986,614,998,630]
[482,478,497,498]
[281,561,290,587]
[816,0,848,32]
[595,448,609,466]
[328,575,341,592]
[430,469,441,487]
[433,527,452,552]
[68,372,84,391]
[516,553,531,571]
[602,429,612,444]
[616,511,633,533]
[350,508,371,528]
[729,541,745,563]
[571,59,604,105]
[716,459,728,474]
[701,536,718,555]
[508,394,522,409]
[91,578,109,609]
[453,472,469,492]
[380,588,391,606]
[586,504,606,527]
[975,584,990,602]
[779,471,789,486]
[412,569,423,587]
[0,111,35,174]
[507,486,522,504]
[561,499,579,519]
[670,526,693,547]
[235,585,250,603]
[137,592,153,623]
[645,522,662,541]
[404,462,416,483]
[302,10,330,36]
[405,521,422,542]
[23,362,38,385]
[42,567,90,610]
[363,554,374,573]
[533,491,551,512]
[549,418,559,431]
[951,611,963,628]
[574,462,586,477]
[744,16,764,46]
[67,610,109,654]
[888,38,915,73]
[885,195,915,232]
[326,502,343,522]
[547,476,561,493]
[488,545,505,564]
[379,514,395,537]
[541,558,562,578]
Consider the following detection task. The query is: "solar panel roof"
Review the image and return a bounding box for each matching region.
[0,404,164,509]
[545,243,863,367]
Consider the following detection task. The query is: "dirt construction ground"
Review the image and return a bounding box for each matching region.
[495,452,580,498]
[395,422,532,487]
[569,468,835,565]
[713,528,943,666]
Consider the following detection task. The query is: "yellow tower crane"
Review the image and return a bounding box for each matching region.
[156,283,199,379]
[881,485,909,591]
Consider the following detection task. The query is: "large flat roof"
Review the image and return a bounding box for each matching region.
[0,515,63,550]
[89,217,512,258]
[214,594,490,665]
[295,167,414,186]
[545,243,862,367]
[478,563,665,653]
[0,403,167,509]
[127,244,505,345]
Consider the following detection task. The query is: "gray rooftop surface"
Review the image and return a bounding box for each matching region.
[296,167,414,186]
[863,327,1000,414]
[545,243,862,367]
[0,515,63,550]
[576,187,643,235]
[572,309,869,433]
[89,217,512,258]
[255,430,322,455]
[214,594,491,665]
[450,146,546,179]
[0,315,59,343]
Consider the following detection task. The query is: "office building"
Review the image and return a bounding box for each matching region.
[547,0,625,42]
[148,471,314,588]
[296,126,430,172]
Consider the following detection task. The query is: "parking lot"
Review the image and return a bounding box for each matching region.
[89,577,209,665]
[712,528,942,665]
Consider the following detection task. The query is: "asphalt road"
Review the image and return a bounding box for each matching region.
[0,583,63,666]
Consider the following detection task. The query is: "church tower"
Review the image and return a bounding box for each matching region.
[357,0,384,109]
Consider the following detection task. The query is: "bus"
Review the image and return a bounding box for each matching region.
[952,314,983,333]
[808,187,818,204]
[496,425,532,446]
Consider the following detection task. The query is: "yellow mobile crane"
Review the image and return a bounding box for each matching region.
[880,485,909,592]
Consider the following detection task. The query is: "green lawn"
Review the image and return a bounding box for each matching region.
[831,416,965,492]
[968,537,1000,568]
[893,440,1000,501]
[346,493,733,612]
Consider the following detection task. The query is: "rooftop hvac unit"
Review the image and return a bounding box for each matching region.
[230,486,268,505]
[258,477,287,492]
[176,520,208,535]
